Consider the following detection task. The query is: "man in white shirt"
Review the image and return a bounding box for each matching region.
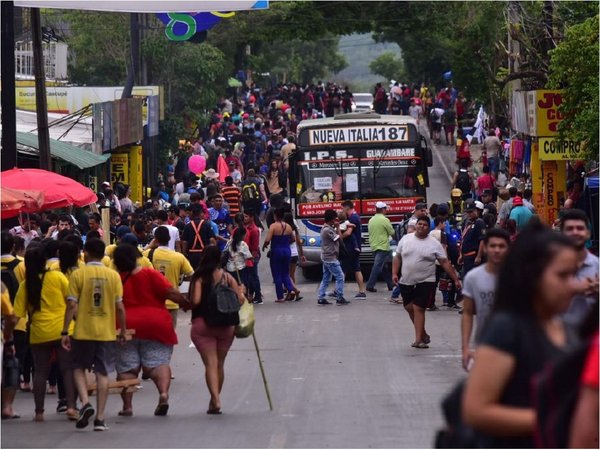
[155,210,181,252]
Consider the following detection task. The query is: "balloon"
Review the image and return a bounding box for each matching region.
[188,155,206,174]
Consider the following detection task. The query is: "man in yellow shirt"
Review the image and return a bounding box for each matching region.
[61,238,127,432]
[1,281,19,420]
[143,226,193,328]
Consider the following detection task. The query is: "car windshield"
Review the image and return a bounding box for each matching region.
[354,94,373,103]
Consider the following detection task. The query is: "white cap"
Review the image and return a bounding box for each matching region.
[375,201,388,209]
[102,181,110,187]
[474,201,484,210]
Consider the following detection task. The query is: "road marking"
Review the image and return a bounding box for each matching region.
[292,377,304,381]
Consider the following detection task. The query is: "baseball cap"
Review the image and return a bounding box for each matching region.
[120,233,139,246]
[116,225,130,238]
[482,188,493,196]
[375,201,388,209]
[102,181,111,187]
[464,199,477,211]
[513,196,524,206]
[451,188,462,198]
[415,202,428,210]
[474,201,485,211]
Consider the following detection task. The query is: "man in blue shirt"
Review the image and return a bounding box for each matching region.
[342,200,367,299]
[208,194,232,250]
[508,196,533,231]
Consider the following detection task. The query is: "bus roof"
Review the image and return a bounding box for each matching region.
[296,112,419,133]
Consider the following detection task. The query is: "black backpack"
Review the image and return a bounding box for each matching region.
[531,339,591,448]
[242,181,259,201]
[456,170,471,194]
[394,217,411,242]
[1,258,21,303]
[204,274,240,327]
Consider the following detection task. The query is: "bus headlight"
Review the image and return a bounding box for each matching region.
[308,237,317,245]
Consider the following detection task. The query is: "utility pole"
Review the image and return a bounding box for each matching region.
[1,1,17,171]
[122,12,140,98]
[507,1,521,133]
[31,7,52,170]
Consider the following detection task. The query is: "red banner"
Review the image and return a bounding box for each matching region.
[297,197,420,217]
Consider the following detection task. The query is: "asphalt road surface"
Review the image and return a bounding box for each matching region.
[3,130,466,449]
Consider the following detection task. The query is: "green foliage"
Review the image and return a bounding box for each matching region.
[368,52,405,82]
[548,15,599,160]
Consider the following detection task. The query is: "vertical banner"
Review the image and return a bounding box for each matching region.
[110,153,129,185]
[92,103,103,155]
[530,141,544,215]
[541,160,566,225]
[128,145,143,205]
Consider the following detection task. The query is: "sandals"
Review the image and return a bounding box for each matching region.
[154,403,169,416]
[411,341,429,349]
[118,410,133,417]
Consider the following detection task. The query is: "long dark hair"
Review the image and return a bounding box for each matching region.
[24,246,47,312]
[493,221,576,316]
[58,241,80,274]
[190,245,222,304]
[231,227,246,253]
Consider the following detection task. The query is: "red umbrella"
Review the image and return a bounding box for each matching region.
[1,168,97,211]
[1,186,45,218]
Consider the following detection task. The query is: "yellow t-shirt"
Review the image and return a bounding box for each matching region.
[105,244,117,259]
[1,256,27,332]
[1,285,14,317]
[48,259,85,274]
[108,256,153,272]
[13,271,74,344]
[67,262,123,341]
[101,255,112,267]
[142,247,193,310]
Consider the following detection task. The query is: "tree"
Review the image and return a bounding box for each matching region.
[548,15,599,161]
[368,52,405,82]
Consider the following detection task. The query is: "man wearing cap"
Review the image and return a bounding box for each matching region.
[365,202,395,293]
[407,202,429,234]
[508,196,533,232]
[460,199,486,278]
[448,188,465,226]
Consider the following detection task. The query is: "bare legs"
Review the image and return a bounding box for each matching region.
[198,346,229,412]
[117,364,171,415]
[404,303,429,344]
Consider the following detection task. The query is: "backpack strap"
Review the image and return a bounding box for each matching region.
[189,220,205,253]
[2,258,20,271]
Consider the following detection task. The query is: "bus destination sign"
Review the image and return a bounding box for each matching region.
[308,125,409,146]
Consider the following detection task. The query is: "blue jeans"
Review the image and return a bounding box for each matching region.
[366,250,394,290]
[246,257,262,300]
[318,260,345,299]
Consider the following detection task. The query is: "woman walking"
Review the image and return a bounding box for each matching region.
[463,222,579,447]
[224,227,253,287]
[262,207,299,302]
[112,244,187,417]
[13,246,77,422]
[284,212,305,296]
[189,245,245,414]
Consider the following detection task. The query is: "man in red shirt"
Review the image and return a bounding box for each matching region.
[243,210,262,304]
[476,166,495,199]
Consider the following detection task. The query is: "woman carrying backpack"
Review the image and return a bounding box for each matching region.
[189,245,245,414]
[224,227,253,288]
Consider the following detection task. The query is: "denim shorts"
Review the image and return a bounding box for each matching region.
[116,339,174,373]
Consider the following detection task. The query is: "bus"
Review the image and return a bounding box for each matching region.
[289,112,433,277]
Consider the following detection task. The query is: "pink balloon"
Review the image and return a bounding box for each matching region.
[188,155,206,174]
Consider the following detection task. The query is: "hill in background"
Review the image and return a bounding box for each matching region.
[332,33,402,92]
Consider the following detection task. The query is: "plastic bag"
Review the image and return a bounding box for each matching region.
[234,300,255,338]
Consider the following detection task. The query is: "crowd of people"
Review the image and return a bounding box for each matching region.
[1,79,597,445]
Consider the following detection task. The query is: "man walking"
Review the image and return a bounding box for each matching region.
[392,217,461,348]
[181,204,215,269]
[317,209,349,305]
[365,202,395,293]
[460,228,510,371]
[460,199,485,278]
[341,200,366,299]
[560,209,599,327]
[61,238,127,431]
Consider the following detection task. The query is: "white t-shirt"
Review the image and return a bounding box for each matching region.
[461,264,497,343]
[163,224,181,250]
[396,233,445,285]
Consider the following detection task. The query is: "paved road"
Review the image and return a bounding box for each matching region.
[3,132,467,449]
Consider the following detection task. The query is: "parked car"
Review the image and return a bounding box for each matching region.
[351,93,374,112]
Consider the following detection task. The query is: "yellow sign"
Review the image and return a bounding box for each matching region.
[541,160,566,225]
[110,153,129,185]
[527,90,564,137]
[128,145,143,205]
[538,138,585,161]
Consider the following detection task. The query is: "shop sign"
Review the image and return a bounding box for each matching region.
[538,138,585,161]
[527,90,564,137]
[110,153,129,185]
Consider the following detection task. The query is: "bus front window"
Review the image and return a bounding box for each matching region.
[360,164,425,199]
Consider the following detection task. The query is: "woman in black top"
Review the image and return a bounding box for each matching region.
[462,221,579,447]
[189,245,244,414]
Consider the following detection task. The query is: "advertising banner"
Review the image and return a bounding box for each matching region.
[526,90,564,137]
[538,138,585,161]
[110,153,129,185]
[128,145,143,204]
[297,197,420,217]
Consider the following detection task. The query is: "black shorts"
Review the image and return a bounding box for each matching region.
[71,339,116,376]
[432,123,442,132]
[290,256,299,264]
[341,249,361,273]
[399,282,436,309]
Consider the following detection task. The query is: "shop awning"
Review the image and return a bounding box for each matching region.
[16,131,109,169]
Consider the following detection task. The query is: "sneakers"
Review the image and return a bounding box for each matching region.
[317,298,332,305]
[326,291,337,298]
[336,297,351,305]
[353,292,367,299]
[365,287,377,293]
[252,297,264,305]
[93,419,109,431]
[427,305,439,311]
[56,400,68,413]
[76,403,95,429]
[447,304,461,310]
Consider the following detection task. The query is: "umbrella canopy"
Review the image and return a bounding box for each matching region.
[1,168,97,211]
[1,186,45,219]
